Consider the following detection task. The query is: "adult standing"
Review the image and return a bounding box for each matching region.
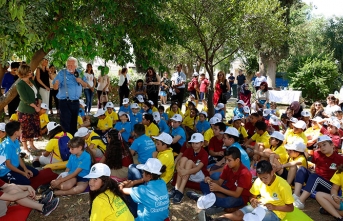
[1,62,20,116]
[236,69,246,89]
[17,64,41,153]
[118,67,130,106]
[161,72,171,101]
[97,68,110,108]
[253,72,267,91]
[171,64,186,109]
[48,64,59,115]
[145,67,160,107]
[35,58,50,105]
[213,71,230,112]
[188,72,200,105]
[84,64,96,114]
[53,57,89,135]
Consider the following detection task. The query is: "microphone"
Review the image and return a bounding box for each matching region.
[74,71,80,85]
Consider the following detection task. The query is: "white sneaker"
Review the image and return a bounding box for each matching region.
[292,193,299,201]
[293,198,305,210]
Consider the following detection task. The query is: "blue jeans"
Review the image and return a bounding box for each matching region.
[59,99,80,136]
[240,205,280,221]
[200,181,244,208]
[84,89,93,113]
[128,164,143,181]
[0,165,39,185]
[295,167,332,194]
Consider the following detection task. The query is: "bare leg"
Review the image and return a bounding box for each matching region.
[28,139,37,150]
[299,190,311,204]
[54,182,88,196]
[286,166,297,185]
[6,188,43,211]
[175,157,188,190]
[22,140,29,151]
[221,209,244,220]
[52,177,77,191]
[316,192,341,218]
[178,160,194,193]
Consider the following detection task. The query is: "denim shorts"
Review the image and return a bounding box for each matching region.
[77,176,89,183]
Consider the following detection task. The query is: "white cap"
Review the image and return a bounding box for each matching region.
[170,114,182,122]
[237,100,245,105]
[243,106,250,114]
[215,103,224,110]
[243,206,266,221]
[122,98,130,105]
[137,95,144,103]
[293,120,306,130]
[189,94,195,98]
[0,123,5,132]
[189,101,196,107]
[329,120,341,129]
[148,100,154,106]
[136,158,162,175]
[0,155,5,165]
[84,163,111,178]
[270,131,284,141]
[192,72,199,77]
[269,115,280,126]
[263,109,271,117]
[199,111,208,118]
[79,99,86,107]
[188,133,204,143]
[152,112,161,122]
[301,110,311,117]
[224,127,239,137]
[131,103,140,109]
[209,117,220,124]
[118,111,130,121]
[93,108,106,117]
[152,132,173,145]
[289,117,298,123]
[74,127,90,137]
[233,116,241,121]
[213,113,223,121]
[105,102,114,108]
[285,141,306,152]
[332,105,342,113]
[197,193,216,209]
[40,103,48,109]
[316,135,332,145]
[47,122,60,134]
[311,116,323,122]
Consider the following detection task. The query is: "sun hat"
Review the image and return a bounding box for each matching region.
[137,95,144,103]
[47,122,60,134]
[131,103,140,109]
[40,103,48,110]
[84,163,111,178]
[263,109,271,117]
[118,111,130,121]
[316,135,332,145]
[329,120,341,129]
[136,158,162,175]
[233,116,241,122]
[289,117,298,123]
[243,206,266,221]
[105,102,114,108]
[170,114,182,122]
[197,193,216,209]
[199,111,208,118]
[237,100,245,105]
[269,115,280,126]
[0,123,5,132]
[270,131,284,141]
[152,132,173,145]
[79,99,86,107]
[224,127,239,137]
[148,100,154,106]
[213,113,223,121]
[189,133,204,143]
[215,103,224,110]
[152,112,161,122]
[301,110,311,117]
[192,72,199,77]
[293,120,306,130]
[74,127,90,137]
[93,108,106,117]
[285,141,306,152]
[311,116,323,122]
[209,117,220,125]
[243,106,250,114]
[122,98,130,105]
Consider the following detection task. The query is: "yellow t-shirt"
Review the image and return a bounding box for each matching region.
[251,131,270,148]
[90,189,134,221]
[289,154,307,169]
[86,131,107,152]
[271,145,288,164]
[182,116,198,130]
[46,132,73,161]
[250,176,294,219]
[304,127,321,140]
[97,116,113,131]
[40,113,49,128]
[202,106,208,113]
[238,126,248,138]
[145,123,159,137]
[330,172,343,189]
[284,131,308,145]
[10,113,18,121]
[105,110,119,123]
[152,106,158,113]
[167,108,184,119]
[77,116,84,128]
[157,148,174,183]
[204,128,214,143]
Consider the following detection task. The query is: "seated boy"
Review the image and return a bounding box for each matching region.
[118,98,132,114]
[169,133,209,204]
[170,114,186,154]
[244,121,270,160]
[105,101,118,126]
[74,127,107,158]
[196,111,210,135]
[39,103,50,136]
[93,108,113,136]
[219,160,294,221]
[203,117,221,148]
[129,103,142,129]
[207,122,226,177]
[232,116,248,144]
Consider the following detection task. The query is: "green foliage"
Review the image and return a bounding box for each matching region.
[288,53,339,103]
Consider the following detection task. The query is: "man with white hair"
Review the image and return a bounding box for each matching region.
[253,72,267,91]
[53,57,89,135]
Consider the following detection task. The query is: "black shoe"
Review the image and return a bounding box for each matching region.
[42,198,59,216]
[40,190,53,205]
[205,206,224,216]
[168,187,176,199]
[198,210,213,221]
[186,191,201,201]
[319,207,330,215]
[41,187,53,198]
[335,218,343,221]
[173,190,184,204]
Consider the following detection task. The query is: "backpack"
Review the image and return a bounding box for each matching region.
[54,133,71,161]
[91,135,108,153]
[188,80,195,91]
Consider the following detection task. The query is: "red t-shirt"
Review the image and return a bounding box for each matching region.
[320,127,341,151]
[220,164,252,204]
[183,147,209,177]
[0,179,5,197]
[208,136,224,152]
[313,150,343,181]
[200,78,209,93]
[244,121,255,137]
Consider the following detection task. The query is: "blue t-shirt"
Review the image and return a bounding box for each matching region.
[233,107,244,118]
[0,137,21,176]
[161,113,169,121]
[196,120,210,134]
[79,108,85,117]
[171,126,186,146]
[114,122,132,142]
[158,120,170,134]
[130,112,143,129]
[140,109,152,115]
[227,142,250,169]
[66,151,91,178]
[130,135,156,164]
[130,179,169,221]
[215,109,225,119]
[118,106,132,115]
[53,69,86,100]
[1,72,17,92]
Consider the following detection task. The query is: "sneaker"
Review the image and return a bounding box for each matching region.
[293,198,305,210]
[292,193,299,201]
[205,206,224,215]
[40,190,53,205]
[42,198,59,216]
[168,187,176,199]
[335,218,343,221]
[173,190,184,204]
[186,191,201,201]
[198,210,213,221]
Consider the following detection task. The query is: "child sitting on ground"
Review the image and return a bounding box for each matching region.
[74,127,106,158]
[142,113,159,137]
[207,122,226,168]
[0,123,6,142]
[141,101,153,115]
[104,102,118,126]
[93,108,113,136]
[170,114,187,154]
[283,120,308,146]
[182,108,199,137]
[233,100,245,118]
[232,116,248,144]
[153,112,169,134]
[184,101,196,117]
[158,105,169,121]
[318,119,341,151]
[39,103,50,136]
[215,103,225,120]
[244,121,270,160]
[196,111,210,135]
[270,102,280,117]
[203,117,221,148]
[129,103,142,129]
[118,98,132,114]
[167,102,184,120]
[148,100,158,112]
[114,112,132,143]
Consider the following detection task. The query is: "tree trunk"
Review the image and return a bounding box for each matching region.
[258,52,266,76]
[185,61,194,79]
[0,66,8,88]
[0,49,47,111]
[204,63,214,118]
[266,59,277,88]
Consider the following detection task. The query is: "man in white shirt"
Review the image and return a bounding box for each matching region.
[171,64,186,109]
[253,72,267,91]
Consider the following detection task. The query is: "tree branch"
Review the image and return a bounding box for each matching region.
[213,48,239,66]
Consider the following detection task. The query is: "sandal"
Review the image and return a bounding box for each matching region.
[319,207,330,215]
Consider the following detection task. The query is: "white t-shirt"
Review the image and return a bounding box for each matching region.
[253,76,267,87]
[172,72,186,88]
[97,75,109,91]
[84,72,94,88]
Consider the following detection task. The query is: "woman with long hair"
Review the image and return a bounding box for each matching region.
[132,79,146,102]
[96,67,110,108]
[35,58,50,105]
[310,101,325,118]
[213,71,230,112]
[84,64,96,114]
[145,67,161,107]
[254,81,270,111]
[118,68,130,106]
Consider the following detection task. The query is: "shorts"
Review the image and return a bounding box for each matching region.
[159,91,167,97]
[77,176,89,183]
[189,170,205,183]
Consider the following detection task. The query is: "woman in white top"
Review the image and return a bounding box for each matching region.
[323,95,341,117]
[97,69,110,108]
[118,68,130,106]
[84,64,96,114]
[254,81,270,111]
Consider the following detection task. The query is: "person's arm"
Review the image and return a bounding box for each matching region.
[19,157,33,177]
[243,138,253,149]
[226,80,230,92]
[264,203,294,213]
[209,181,244,198]
[330,184,341,205]
[172,135,181,144]
[42,150,51,157]
[0,190,30,201]
[5,159,29,178]
[51,168,82,188]
[35,68,49,90]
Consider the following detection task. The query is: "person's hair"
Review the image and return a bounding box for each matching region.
[337,164,343,174]
[250,113,259,118]
[66,57,78,67]
[224,147,241,160]
[69,137,96,164]
[143,101,152,110]
[188,101,195,109]
[223,133,239,142]
[191,108,199,117]
[146,67,156,76]
[271,137,283,151]
[257,110,263,117]
[18,64,31,78]
[216,71,225,84]
[135,79,144,91]
[260,82,268,92]
[170,102,179,111]
[255,121,267,131]
[327,95,338,104]
[89,176,128,216]
[143,114,159,128]
[270,102,277,107]
[214,122,226,132]
[256,160,273,174]
[121,67,128,74]
[105,129,133,170]
[38,58,49,69]
[134,124,145,136]
[86,63,94,74]
[310,101,324,118]
[48,125,65,139]
[200,73,205,77]
[158,105,165,112]
[143,165,167,180]
[10,62,20,69]
[5,121,21,136]
[49,64,56,74]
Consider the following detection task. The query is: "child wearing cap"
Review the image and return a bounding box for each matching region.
[118,98,132,115]
[142,113,160,137]
[120,158,169,220]
[300,110,311,129]
[293,135,343,210]
[84,163,134,221]
[233,100,245,118]
[167,102,183,120]
[260,131,288,165]
[0,123,6,142]
[304,116,322,153]
[140,101,153,115]
[148,100,158,113]
[94,108,113,136]
[270,102,280,117]
[244,121,270,157]
[232,116,248,144]
[105,102,119,126]
[215,103,225,120]
[317,119,341,151]
[170,114,186,154]
[114,112,132,143]
[75,127,107,158]
[39,103,50,136]
[130,103,143,130]
[182,108,199,137]
[283,120,308,146]
[158,105,169,121]
[152,132,175,183]
[169,133,209,204]
[203,117,220,148]
[222,160,294,221]
[79,100,86,118]
[153,112,169,134]
[196,111,210,135]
